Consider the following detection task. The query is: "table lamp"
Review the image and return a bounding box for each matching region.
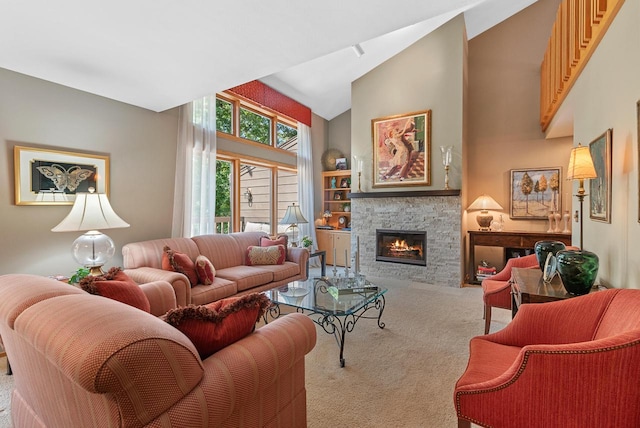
[280,203,308,247]
[468,194,503,231]
[52,188,130,275]
[567,143,597,249]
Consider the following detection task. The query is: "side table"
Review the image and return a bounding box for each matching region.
[307,250,327,277]
[511,267,606,317]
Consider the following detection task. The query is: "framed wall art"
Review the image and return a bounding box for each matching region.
[510,167,562,220]
[14,145,109,206]
[372,109,431,188]
[589,128,612,223]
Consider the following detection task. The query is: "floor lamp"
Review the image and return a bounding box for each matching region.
[567,143,597,249]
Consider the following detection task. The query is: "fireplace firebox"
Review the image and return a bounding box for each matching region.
[376,229,426,266]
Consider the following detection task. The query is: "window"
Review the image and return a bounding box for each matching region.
[239,107,271,145]
[216,98,233,134]
[215,160,232,233]
[277,122,297,150]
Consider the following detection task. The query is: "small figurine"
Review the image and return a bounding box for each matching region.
[331,177,337,188]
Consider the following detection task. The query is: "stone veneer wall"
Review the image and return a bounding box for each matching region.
[351,195,462,287]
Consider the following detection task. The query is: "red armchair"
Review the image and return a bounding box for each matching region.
[481,254,538,334]
[455,289,640,428]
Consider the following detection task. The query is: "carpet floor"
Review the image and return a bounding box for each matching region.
[0,273,512,427]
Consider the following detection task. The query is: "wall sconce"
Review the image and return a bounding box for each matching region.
[244,188,253,207]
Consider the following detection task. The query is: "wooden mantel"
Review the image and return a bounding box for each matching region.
[348,189,460,199]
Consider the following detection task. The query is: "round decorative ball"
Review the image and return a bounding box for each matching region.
[556,250,599,295]
[534,240,566,271]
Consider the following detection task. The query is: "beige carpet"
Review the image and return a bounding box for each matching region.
[0,274,511,427]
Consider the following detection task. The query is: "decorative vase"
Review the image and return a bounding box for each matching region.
[547,211,555,233]
[556,250,599,295]
[534,240,567,271]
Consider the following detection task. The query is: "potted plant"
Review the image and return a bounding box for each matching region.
[301,236,313,251]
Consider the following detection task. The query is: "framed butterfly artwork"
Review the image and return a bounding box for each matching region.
[14,145,109,205]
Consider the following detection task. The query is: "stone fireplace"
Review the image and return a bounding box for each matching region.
[350,191,461,287]
[376,229,427,266]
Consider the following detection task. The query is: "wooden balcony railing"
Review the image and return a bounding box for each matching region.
[540,0,625,131]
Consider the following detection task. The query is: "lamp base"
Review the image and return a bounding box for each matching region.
[88,265,106,276]
[476,211,494,231]
[72,231,115,274]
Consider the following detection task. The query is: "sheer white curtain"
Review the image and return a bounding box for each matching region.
[296,122,319,266]
[171,96,217,237]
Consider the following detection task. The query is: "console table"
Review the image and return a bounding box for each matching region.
[468,230,571,284]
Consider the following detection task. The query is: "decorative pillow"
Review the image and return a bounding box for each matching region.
[260,234,288,258]
[195,255,215,285]
[162,293,271,359]
[80,267,150,313]
[162,246,199,287]
[246,245,286,266]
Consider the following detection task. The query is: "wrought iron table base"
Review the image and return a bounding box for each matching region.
[265,294,386,367]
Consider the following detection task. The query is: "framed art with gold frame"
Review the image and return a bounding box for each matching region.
[14,145,109,205]
[372,109,431,188]
[589,129,612,223]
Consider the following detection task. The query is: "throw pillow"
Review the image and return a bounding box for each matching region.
[162,293,271,359]
[260,234,288,258]
[246,245,286,266]
[195,255,215,285]
[162,246,199,287]
[80,267,150,313]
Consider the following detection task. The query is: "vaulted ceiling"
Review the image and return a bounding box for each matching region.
[0,0,536,120]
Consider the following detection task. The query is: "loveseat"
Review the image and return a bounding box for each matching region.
[122,231,310,307]
[0,274,317,428]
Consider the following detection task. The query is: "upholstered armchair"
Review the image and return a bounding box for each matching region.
[481,254,538,334]
[455,289,640,427]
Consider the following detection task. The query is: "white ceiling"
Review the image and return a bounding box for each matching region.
[0,0,536,120]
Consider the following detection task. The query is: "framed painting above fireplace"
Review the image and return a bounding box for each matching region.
[372,109,431,188]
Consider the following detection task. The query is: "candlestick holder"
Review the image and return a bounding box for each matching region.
[562,210,571,233]
[440,146,452,190]
[444,165,450,190]
[358,171,362,192]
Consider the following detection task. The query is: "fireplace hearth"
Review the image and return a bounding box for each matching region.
[376,229,426,266]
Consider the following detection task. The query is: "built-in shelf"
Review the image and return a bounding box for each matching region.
[348,189,460,199]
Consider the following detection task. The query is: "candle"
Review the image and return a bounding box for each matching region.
[356,236,360,273]
[345,249,348,267]
[333,248,336,268]
[358,159,363,173]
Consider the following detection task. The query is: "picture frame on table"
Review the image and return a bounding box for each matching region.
[589,128,612,223]
[14,145,109,206]
[335,157,348,170]
[509,167,562,220]
[372,109,431,188]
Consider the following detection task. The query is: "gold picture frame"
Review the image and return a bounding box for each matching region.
[14,145,109,205]
[372,109,431,188]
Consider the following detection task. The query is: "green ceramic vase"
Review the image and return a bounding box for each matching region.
[556,250,599,295]
[534,240,566,271]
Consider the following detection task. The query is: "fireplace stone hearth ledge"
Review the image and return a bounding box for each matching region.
[350,192,461,287]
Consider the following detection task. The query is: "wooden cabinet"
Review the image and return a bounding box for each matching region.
[316,229,351,267]
[321,170,351,230]
[468,231,572,284]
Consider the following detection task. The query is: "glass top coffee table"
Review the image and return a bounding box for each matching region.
[265,277,387,367]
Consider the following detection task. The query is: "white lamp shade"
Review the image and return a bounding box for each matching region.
[52,192,129,232]
[468,195,503,211]
[567,144,597,180]
[279,203,308,225]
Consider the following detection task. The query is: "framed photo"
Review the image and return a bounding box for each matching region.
[340,177,350,188]
[589,128,612,223]
[372,109,431,188]
[510,167,562,219]
[14,145,109,206]
[335,157,347,170]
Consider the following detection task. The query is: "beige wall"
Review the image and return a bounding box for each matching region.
[466,0,572,271]
[563,0,640,288]
[0,68,179,276]
[351,14,466,193]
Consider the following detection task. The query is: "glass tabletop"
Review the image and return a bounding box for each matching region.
[267,277,387,316]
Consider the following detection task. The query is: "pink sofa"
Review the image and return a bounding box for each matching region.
[122,231,310,307]
[0,274,317,428]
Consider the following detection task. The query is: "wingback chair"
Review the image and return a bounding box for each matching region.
[481,254,538,334]
[455,288,640,427]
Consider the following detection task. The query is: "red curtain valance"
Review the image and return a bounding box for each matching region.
[227,80,311,127]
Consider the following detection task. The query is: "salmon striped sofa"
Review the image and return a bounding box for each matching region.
[0,274,317,428]
[123,231,310,307]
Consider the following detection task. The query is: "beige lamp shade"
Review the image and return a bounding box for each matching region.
[468,195,503,231]
[567,144,597,181]
[52,189,129,275]
[280,203,308,246]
